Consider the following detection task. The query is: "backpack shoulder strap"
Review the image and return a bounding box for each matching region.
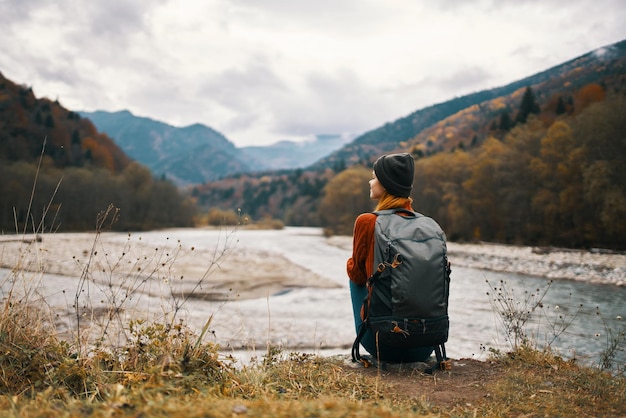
[373,208,422,218]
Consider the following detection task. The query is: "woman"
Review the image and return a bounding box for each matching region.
[346,152,434,362]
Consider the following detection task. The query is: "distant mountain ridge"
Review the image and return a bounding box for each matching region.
[240,134,354,170]
[82,39,626,185]
[78,110,266,185]
[81,110,353,184]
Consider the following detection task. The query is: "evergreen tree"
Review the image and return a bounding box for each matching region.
[555,96,567,115]
[515,87,541,124]
[45,114,55,128]
[71,130,81,144]
[499,111,513,131]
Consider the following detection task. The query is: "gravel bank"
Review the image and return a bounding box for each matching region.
[447,242,625,286]
[327,237,626,287]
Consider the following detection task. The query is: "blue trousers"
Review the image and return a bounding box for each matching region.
[350,280,434,363]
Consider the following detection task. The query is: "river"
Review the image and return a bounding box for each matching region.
[1,227,624,368]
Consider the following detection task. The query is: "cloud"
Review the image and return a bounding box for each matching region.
[78,1,157,39]
[275,70,387,135]
[1,0,625,146]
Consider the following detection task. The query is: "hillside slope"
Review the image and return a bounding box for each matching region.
[312,39,626,170]
[0,72,131,173]
[0,74,194,231]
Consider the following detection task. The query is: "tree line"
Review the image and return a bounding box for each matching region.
[0,160,195,233]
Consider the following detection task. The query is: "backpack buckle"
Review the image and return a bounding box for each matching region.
[390,253,403,268]
[390,321,410,337]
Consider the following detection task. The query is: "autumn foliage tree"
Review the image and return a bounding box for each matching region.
[318,166,373,236]
[411,94,626,249]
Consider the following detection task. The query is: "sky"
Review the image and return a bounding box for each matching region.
[1,0,625,147]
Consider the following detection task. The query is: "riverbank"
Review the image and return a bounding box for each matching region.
[327,236,626,287]
[447,242,626,286]
[0,231,341,301]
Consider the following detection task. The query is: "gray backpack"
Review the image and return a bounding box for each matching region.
[351,208,451,369]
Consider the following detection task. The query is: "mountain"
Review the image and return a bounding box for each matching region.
[311,39,626,170]
[240,134,354,170]
[81,111,354,184]
[79,110,267,185]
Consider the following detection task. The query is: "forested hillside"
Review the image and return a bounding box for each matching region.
[406,94,625,249]
[194,40,626,249]
[0,73,195,232]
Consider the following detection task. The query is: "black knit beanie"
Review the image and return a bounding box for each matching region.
[373,153,414,198]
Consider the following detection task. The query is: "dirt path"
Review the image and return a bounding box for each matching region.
[349,357,500,409]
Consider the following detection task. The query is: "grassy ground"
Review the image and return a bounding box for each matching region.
[1,283,624,417]
[0,299,624,418]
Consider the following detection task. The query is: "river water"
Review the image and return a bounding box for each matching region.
[2,227,624,368]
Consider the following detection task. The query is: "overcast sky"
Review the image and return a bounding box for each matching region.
[1,0,625,146]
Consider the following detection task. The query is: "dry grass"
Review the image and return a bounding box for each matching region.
[0,305,422,417]
[476,346,626,417]
[1,318,624,418]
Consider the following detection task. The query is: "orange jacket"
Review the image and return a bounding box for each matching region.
[346,202,413,285]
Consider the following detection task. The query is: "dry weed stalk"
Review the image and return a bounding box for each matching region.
[486,278,624,375]
[66,205,243,358]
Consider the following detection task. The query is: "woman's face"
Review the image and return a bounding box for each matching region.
[369,171,385,200]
